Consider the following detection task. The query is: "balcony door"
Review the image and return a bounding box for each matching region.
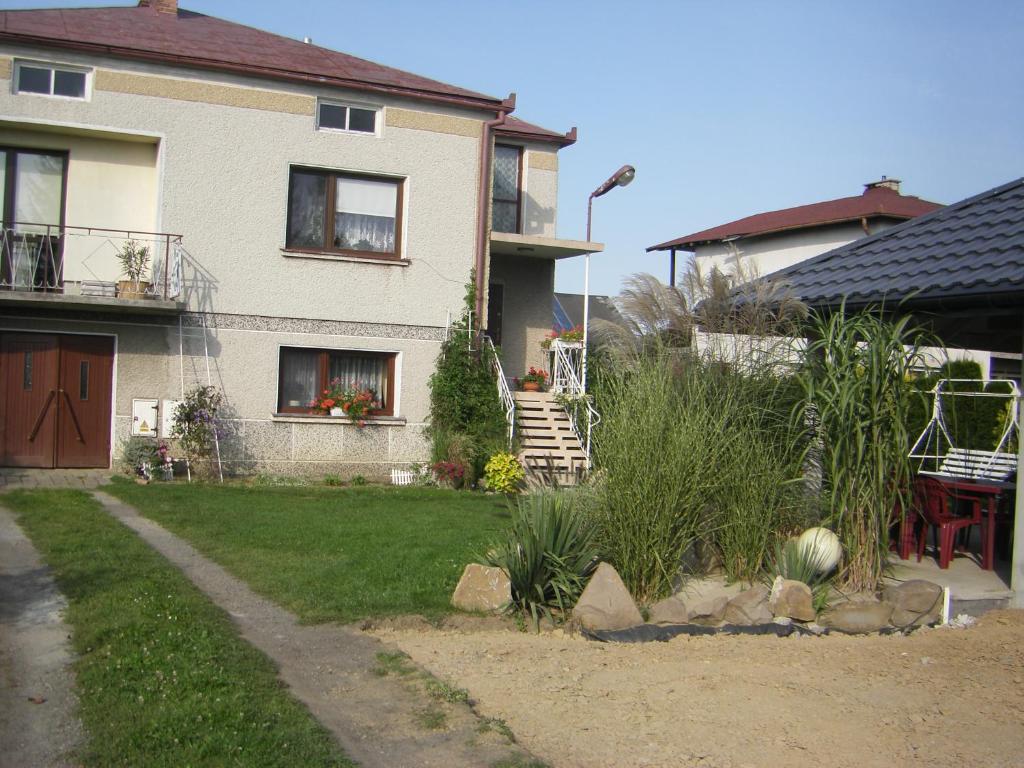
[0,148,68,291]
[0,333,114,468]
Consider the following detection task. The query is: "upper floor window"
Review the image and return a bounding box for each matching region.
[14,61,89,99]
[492,144,522,234]
[317,100,379,135]
[287,167,403,259]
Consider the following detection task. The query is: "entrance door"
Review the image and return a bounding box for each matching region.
[0,333,113,468]
[487,283,504,346]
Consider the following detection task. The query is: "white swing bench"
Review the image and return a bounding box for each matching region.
[910,378,1019,483]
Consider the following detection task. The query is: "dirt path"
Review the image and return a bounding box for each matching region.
[91,491,536,768]
[0,505,83,768]
[375,611,1024,768]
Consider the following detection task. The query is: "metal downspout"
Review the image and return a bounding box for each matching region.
[474,94,515,325]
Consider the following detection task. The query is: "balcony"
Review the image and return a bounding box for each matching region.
[0,223,189,314]
[489,231,603,260]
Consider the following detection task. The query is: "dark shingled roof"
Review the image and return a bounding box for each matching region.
[0,4,504,109]
[763,177,1024,309]
[647,184,940,252]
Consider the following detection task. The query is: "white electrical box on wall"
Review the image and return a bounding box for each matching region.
[131,399,160,437]
[161,400,181,438]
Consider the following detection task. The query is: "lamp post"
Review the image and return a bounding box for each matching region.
[582,164,635,393]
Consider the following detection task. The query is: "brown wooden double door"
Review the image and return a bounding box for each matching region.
[1,333,114,468]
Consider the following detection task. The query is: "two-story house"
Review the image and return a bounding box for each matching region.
[0,0,600,475]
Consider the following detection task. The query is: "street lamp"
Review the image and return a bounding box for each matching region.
[582,165,635,392]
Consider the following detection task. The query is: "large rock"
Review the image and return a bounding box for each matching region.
[724,584,773,625]
[688,595,729,625]
[819,601,894,634]
[648,596,689,625]
[573,562,643,631]
[769,576,817,622]
[451,564,511,613]
[883,580,944,628]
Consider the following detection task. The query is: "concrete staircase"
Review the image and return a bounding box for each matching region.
[513,390,587,485]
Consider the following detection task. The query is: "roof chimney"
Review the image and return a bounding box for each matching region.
[138,0,178,13]
[864,176,901,194]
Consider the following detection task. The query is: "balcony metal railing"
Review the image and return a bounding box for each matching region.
[0,222,186,301]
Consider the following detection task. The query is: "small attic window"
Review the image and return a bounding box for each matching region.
[317,100,379,136]
[14,61,89,99]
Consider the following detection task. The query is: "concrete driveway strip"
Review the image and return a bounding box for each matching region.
[0,505,83,768]
[91,490,534,768]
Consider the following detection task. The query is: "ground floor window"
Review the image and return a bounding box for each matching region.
[277,347,396,416]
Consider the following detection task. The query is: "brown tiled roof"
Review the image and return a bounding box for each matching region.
[496,116,576,147]
[647,185,942,252]
[0,4,507,110]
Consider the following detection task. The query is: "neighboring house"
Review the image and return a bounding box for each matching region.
[646,178,1017,376]
[647,178,940,278]
[759,176,1023,603]
[0,1,600,474]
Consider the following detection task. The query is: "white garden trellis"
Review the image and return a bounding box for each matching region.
[909,378,1020,478]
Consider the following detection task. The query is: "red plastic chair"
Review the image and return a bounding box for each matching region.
[914,476,980,569]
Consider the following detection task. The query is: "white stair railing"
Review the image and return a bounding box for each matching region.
[548,339,600,468]
[483,335,516,448]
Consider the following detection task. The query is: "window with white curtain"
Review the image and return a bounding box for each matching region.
[0,148,66,289]
[277,347,396,416]
[286,167,402,258]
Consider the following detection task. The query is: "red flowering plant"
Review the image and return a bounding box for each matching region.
[310,378,381,425]
[540,324,584,350]
[520,367,549,390]
[431,460,466,488]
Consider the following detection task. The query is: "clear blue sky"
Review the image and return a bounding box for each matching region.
[6,0,1024,296]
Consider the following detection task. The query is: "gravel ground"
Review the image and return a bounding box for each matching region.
[373,610,1024,768]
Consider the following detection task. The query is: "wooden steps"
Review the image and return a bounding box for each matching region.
[513,390,587,486]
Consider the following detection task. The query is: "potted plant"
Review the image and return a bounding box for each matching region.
[520,367,548,392]
[540,325,584,350]
[116,239,151,299]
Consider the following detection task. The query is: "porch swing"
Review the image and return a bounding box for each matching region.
[909,378,1020,481]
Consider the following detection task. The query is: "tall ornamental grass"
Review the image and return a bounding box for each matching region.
[795,309,925,593]
[591,349,808,601]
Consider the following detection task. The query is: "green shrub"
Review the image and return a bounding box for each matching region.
[120,436,159,475]
[483,490,599,627]
[484,452,525,494]
[427,277,507,485]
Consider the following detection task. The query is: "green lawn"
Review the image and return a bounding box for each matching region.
[105,480,512,623]
[4,490,351,767]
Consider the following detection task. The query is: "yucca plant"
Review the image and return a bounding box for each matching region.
[483,490,600,627]
[768,538,833,612]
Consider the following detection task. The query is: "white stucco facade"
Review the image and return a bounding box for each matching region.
[0,40,569,476]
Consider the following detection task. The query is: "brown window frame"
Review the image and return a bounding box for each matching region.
[492,144,523,234]
[277,347,398,417]
[285,166,404,261]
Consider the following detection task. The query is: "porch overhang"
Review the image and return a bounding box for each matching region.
[490,232,603,260]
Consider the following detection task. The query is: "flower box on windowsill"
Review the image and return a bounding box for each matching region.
[271,412,406,426]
